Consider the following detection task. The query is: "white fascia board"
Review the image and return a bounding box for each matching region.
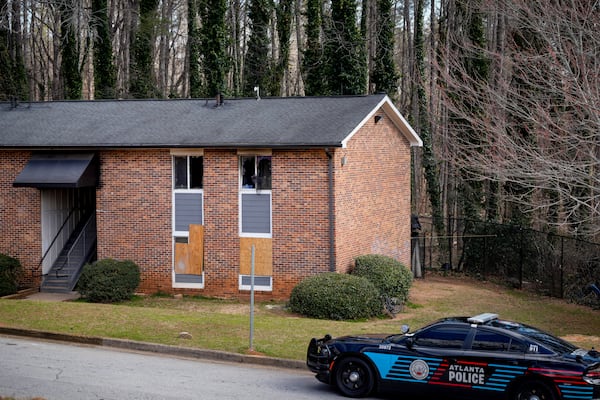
[340,95,423,148]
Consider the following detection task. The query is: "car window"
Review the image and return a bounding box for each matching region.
[489,320,576,354]
[471,329,525,353]
[414,325,470,349]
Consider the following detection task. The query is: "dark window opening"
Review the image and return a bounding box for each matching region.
[241,155,271,190]
[174,156,203,189]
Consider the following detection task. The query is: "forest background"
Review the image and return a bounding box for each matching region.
[1,0,599,254]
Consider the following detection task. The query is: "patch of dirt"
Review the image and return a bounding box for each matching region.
[210,303,250,314]
[562,334,600,346]
[409,273,506,302]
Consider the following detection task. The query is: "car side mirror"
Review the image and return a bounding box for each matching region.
[401,324,410,334]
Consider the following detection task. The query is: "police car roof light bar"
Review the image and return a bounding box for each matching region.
[468,313,499,324]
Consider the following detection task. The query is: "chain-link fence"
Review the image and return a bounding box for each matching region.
[411,216,600,309]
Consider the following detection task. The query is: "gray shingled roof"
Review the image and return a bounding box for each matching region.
[0,94,421,149]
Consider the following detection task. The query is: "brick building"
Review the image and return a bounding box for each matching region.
[0,94,422,299]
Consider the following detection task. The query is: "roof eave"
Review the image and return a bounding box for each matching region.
[1,143,344,151]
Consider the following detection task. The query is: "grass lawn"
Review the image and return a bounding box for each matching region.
[0,275,598,361]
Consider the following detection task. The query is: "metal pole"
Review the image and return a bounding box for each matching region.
[249,245,255,351]
[519,228,524,289]
[560,236,564,299]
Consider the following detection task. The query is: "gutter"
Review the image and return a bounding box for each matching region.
[325,149,336,272]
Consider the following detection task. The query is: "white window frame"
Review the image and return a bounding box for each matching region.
[171,150,204,288]
[172,190,204,237]
[238,151,272,238]
[238,275,273,291]
[238,191,272,238]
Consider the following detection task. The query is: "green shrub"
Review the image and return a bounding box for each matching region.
[78,258,140,303]
[289,273,381,320]
[352,254,413,304]
[0,254,23,296]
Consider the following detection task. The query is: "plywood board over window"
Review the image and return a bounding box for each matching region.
[175,224,204,275]
[174,241,190,274]
[188,224,204,274]
[240,237,272,276]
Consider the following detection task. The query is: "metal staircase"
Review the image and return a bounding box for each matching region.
[41,213,97,293]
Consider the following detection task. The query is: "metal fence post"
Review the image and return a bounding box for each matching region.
[560,236,564,299]
[519,227,524,289]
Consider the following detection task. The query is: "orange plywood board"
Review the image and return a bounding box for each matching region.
[240,237,272,276]
[189,224,204,274]
[174,242,189,274]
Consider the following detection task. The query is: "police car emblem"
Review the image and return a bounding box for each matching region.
[409,359,429,380]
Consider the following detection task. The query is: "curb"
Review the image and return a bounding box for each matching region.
[0,327,306,371]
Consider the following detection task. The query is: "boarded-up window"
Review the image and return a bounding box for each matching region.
[240,237,272,275]
[174,225,204,275]
[172,154,204,287]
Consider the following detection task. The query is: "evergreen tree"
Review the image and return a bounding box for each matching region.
[198,0,229,97]
[324,0,367,95]
[130,0,161,98]
[371,0,398,96]
[60,5,82,100]
[271,0,293,95]
[302,0,326,95]
[92,0,116,99]
[0,0,28,101]
[243,0,271,97]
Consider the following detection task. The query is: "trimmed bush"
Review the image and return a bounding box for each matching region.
[78,258,140,303]
[0,254,23,296]
[289,272,381,320]
[352,254,413,304]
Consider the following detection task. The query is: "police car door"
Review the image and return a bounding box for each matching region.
[370,324,471,397]
[456,327,527,398]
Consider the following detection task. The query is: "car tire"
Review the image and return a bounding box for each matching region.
[514,379,557,400]
[334,356,375,398]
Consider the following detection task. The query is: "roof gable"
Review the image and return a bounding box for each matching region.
[0,95,422,149]
[341,96,422,148]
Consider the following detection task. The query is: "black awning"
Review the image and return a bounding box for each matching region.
[13,153,99,188]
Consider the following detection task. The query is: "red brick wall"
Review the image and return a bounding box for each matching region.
[96,150,172,292]
[0,151,42,288]
[202,150,240,297]
[271,150,331,297]
[91,148,334,299]
[201,150,331,299]
[334,112,413,273]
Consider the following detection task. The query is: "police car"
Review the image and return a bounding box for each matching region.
[306,313,600,399]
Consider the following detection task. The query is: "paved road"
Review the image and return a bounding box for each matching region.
[0,335,376,400]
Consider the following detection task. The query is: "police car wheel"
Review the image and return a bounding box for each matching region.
[334,356,375,398]
[514,379,557,400]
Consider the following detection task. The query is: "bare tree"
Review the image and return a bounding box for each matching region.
[437,0,600,239]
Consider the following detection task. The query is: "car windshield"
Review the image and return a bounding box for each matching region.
[386,318,468,345]
[386,334,406,344]
[489,320,578,354]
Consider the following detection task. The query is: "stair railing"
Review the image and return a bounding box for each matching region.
[54,213,97,290]
[37,207,78,278]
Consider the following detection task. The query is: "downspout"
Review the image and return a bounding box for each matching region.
[325,149,336,272]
